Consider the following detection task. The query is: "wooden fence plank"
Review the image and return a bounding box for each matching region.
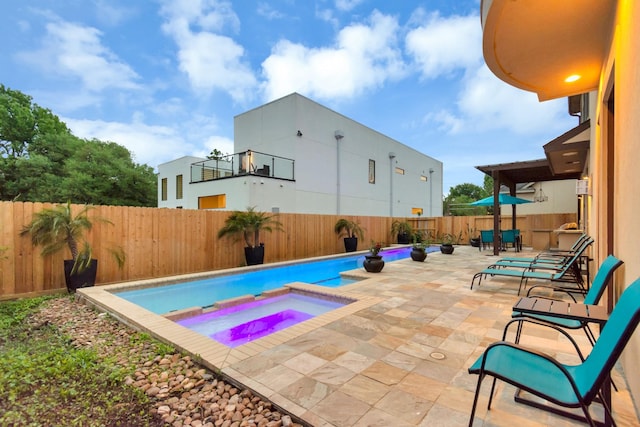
[0,201,577,299]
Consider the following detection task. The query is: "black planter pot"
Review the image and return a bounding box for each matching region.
[440,244,455,255]
[64,259,98,293]
[470,238,481,248]
[343,237,358,252]
[410,248,427,262]
[397,232,411,244]
[363,255,384,273]
[244,245,265,265]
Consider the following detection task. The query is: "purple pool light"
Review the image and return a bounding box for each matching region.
[177,293,347,347]
[211,309,313,347]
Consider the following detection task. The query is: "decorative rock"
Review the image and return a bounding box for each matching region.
[30,297,306,427]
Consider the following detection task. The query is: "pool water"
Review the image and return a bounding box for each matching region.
[177,293,346,347]
[116,246,433,314]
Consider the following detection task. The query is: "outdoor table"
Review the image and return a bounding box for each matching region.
[511,297,612,426]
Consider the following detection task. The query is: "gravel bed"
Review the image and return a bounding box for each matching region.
[31,296,307,427]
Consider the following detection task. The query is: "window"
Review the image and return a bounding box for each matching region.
[176,175,183,199]
[420,175,427,182]
[198,194,226,209]
[411,207,423,216]
[161,178,167,201]
[395,167,405,175]
[368,159,375,183]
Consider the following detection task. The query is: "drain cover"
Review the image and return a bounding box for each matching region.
[430,352,446,360]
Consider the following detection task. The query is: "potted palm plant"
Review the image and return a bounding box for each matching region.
[410,232,428,262]
[439,233,455,254]
[363,241,385,272]
[390,219,413,244]
[334,218,364,252]
[217,206,284,265]
[20,201,125,293]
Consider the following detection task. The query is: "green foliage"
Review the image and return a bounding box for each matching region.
[0,297,158,426]
[217,206,284,248]
[448,183,487,200]
[0,85,156,206]
[334,218,364,239]
[207,148,226,160]
[390,219,413,236]
[440,233,454,245]
[20,201,125,272]
[444,182,491,216]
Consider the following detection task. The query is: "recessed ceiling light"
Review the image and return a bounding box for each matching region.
[562,151,579,156]
[565,74,581,83]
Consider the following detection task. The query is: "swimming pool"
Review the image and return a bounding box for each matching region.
[115,246,431,314]
[177,292,348,347]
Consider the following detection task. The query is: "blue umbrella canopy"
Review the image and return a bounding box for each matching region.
[470,194,533,206]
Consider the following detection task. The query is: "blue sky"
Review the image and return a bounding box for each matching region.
[0,0,578,194]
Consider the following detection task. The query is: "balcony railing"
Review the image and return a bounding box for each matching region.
[190,150,295,183]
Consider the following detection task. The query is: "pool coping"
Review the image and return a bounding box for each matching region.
[75,250,414,424]
[78,275,384,373]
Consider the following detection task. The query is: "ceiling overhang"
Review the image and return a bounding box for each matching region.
[543,119,590,175]
[476,158,582,186]
[480,0,616,101]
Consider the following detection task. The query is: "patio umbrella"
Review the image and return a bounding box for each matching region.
[469,194,533,206]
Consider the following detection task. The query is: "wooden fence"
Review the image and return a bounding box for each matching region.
[0,201,576,299]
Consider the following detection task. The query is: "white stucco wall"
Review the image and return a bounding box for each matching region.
[158,93,443,217]
[233,93,443,217]
[499,180,579,216]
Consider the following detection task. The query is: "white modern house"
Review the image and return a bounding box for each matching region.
[158,93,443,217]
[501,180,579,215]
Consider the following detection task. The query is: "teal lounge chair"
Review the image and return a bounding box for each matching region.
[468,277,640,427]
[496,233,590,266]
[470,239,590,295]
[493,236,592,269]
[504,255,623,356]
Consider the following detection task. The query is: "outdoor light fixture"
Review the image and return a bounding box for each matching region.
[565,74,581,83]
[297,130,302,137]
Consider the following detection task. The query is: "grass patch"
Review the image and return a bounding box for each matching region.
[0,296,162,426]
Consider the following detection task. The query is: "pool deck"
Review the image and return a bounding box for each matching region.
[79,246,639,427]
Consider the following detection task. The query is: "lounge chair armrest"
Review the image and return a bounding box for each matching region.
[526,285,579,302]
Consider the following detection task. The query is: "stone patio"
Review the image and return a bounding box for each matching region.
[224,246,638,426]
[81,245,639,426]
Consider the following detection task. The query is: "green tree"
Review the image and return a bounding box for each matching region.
[444,182,490,216]
[0,85,157,206]
[483,175,494,195]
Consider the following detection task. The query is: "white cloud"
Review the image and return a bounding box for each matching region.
[261,10,405,101]
[197,135,235,159]
[405,11,482,79]
[335,0,365,12]
[424,110,464,134]
[457,65,568,135]
[257,2,285,20]
[159,0,256,102]
[17,20,140,92]
[64,117,188,169]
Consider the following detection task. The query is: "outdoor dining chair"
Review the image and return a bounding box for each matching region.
[504,255,623,356]
[468,277,640,427]
[479,230,493,251]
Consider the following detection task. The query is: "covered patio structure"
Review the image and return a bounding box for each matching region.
[475,119,589,255]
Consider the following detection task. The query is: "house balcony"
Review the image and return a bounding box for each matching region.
[190,150,295,183]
